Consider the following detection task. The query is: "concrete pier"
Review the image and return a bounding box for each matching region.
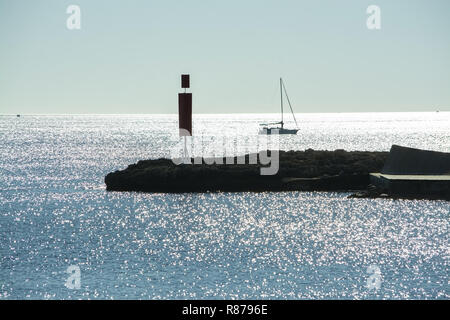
[370,173,450,199]
[370,145,450,199]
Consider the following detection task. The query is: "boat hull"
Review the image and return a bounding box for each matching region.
[259,127,299,135]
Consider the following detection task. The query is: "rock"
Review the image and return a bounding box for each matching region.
[105,149,389,193]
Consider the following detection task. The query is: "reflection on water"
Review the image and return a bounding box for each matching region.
[0,113,448,299]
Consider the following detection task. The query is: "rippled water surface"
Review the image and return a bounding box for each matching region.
[0,113,449,299]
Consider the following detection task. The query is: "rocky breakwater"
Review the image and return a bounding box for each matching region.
[105,149,388,193]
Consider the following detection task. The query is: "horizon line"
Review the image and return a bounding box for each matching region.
[1,110,449,116]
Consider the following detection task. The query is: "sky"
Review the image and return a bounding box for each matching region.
[0,0,449,114]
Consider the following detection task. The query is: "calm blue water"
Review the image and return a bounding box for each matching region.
[0,113,449,299]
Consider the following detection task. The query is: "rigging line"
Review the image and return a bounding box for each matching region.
[280,78,284,126]
[281,79,299,129]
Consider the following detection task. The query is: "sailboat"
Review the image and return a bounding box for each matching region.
[259,78,299,135]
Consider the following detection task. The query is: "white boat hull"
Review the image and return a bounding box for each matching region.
[259,127,299,135]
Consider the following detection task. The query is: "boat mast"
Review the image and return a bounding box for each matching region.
[281,79,299,129]
[280,77,284,128]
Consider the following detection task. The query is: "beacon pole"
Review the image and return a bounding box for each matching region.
[178,74,192,163]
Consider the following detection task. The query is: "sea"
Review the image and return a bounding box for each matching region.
[0,112,448,299]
